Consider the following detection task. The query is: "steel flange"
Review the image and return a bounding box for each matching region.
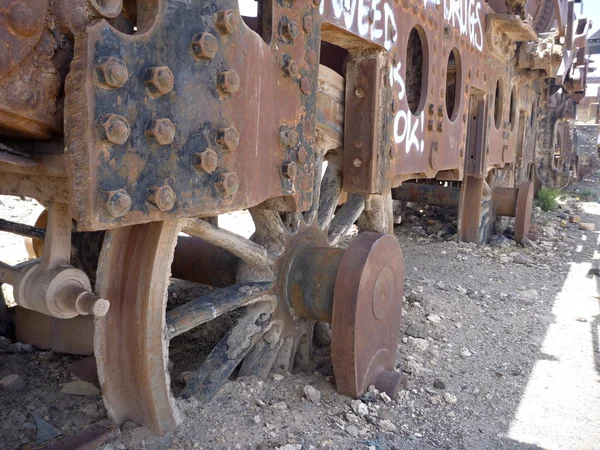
[331,232,405,399]
[514,181,533,243]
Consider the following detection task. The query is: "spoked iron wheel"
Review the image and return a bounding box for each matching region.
[95,66,404,434]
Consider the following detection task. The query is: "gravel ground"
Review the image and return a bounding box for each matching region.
[1,179,600,450]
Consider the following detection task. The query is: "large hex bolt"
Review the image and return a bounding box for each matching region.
[193,149,219,173]
[191,32,218,60]
[216,126,240,151]
[97,114,130,145]
[101,189,132,218]
[146,119,176,145]
[281,59,299,78]
[144,66,174,97]
[215,172,240,196]
[282,20,299,41]
[147,185,176,211]
[279,127,299,148]
[217,70,240,94]
[281,161,298,180]
[96,57,128,89]
[215,10,239,35]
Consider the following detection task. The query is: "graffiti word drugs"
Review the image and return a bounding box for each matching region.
[444,0,484,51]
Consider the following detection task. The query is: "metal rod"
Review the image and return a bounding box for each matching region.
[0,218,46,239]
[165,281,273,340]
[182,218,273,271]
[318,155,343,231]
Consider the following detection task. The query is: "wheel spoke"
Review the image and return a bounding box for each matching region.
[248,208,286,257]
[183,218,273,273]
[303,150,325,226]
[181,301,275,402]
[238,320,283,379]
[317,153,343,231]
[166,282,274,340]
[357,191,393,234]
[328,194,365,245]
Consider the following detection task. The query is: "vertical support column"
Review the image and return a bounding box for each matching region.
[343,55,387,194]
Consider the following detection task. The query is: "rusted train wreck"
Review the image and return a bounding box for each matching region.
[0,0,592,436]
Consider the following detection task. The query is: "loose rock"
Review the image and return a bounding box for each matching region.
[0,374,25,392]
[427,314,442,324]
[303,385,321,403]
[379,419,397,432]
[443,393,457,404]
[513,253,532,264]
[579,222,595,231]
[351,399,368,417]
[433,378,447,390]
[61,380,101,396]
[345,424,359,438]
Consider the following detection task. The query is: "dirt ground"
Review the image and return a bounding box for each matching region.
[1,179,600,450]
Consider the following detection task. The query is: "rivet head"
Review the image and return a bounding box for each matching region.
[217,70,241,94]
[7,3,38,37]
[193,149,219,173]
[428,104,435,115]
[144,66,174,97]
[282,59,299,78]
[215,10,239,35]
[353,158,362,168]
[148,185,176,212]
[191,33,218,60]
[217,126,240,150]
[279,128,298,148]
[297,146,308,163]
[282,20,299,41]
[146,118,175,145]
[355,87,365,98]
[101,189,132,218]
[98,114,130,145]
[96,57,128,89]
[302,16,313,34]
[437,121,443,132]
[216,172,239,196]
[281,161,298,179]
[437,105,444,117]
[300,77,310,95]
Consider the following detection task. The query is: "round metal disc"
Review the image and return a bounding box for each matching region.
[514,181,533,243]
[331,232,404,398]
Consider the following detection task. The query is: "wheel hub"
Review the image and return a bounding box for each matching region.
[279,224,406,398]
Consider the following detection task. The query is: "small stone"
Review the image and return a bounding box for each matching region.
[0,374,25,392]
[83,403,98,417]
[513,253,532,264]
[429,394,443,405]
[379,409,393,420]
[253,415,261,424]
[455,285,468,295]
[460,347,472,358]
[579,223,595,231]
[351,399,369,417]
[427,314,442,324]
[278,445,301,450]
[345,424,359,437]
[379,419,397,432]
[303,385,321,403]
[405,324,428,339]
[255,399,266,407]
[320,439,334,448]
[569,215,581,223]
[272,374,284,381]
[436,281,448,291]
[443,392,457,404]
[410,338,429,352]
[270,401,288,410]
[433,378,446,390]
[380,392,392,403]
[521,236,537,248]
[519,289,538,304]
[6,342,34,353]
[61,380,101,396]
